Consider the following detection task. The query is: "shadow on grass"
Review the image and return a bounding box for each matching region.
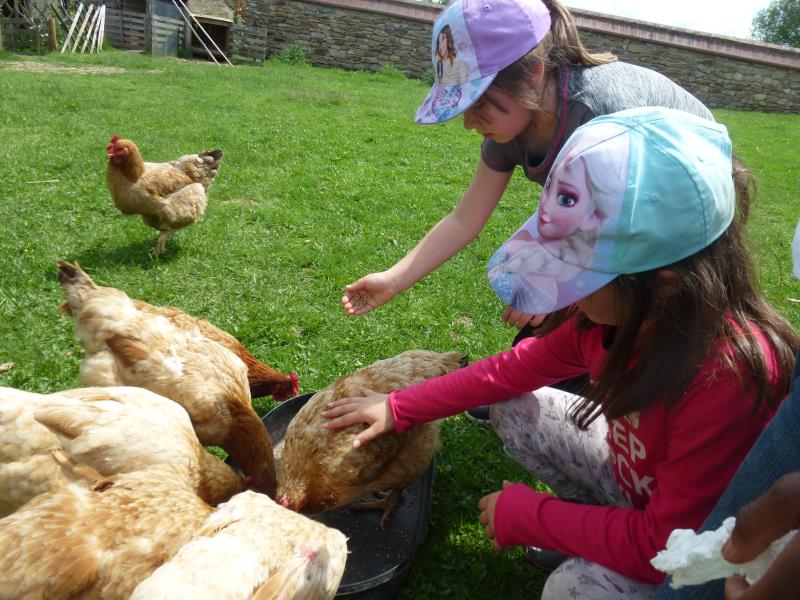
[72,237,185,269]
[394,418,550,599]
[400,529,549,599]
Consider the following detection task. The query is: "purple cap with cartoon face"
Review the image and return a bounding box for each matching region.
[415,0,552,124]
[488,107,735,315]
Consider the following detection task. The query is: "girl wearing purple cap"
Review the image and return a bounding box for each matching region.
[325,108,799,599]
[341,0,714,337]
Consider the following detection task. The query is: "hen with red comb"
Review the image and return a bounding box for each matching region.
[105,135,223,255]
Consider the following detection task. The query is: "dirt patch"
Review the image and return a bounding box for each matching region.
[0,60,162,75]
[0,60,126,74]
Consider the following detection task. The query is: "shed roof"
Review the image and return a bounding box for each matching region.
[187,0,233,22]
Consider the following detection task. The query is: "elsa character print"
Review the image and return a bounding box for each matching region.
[488,128,627,314]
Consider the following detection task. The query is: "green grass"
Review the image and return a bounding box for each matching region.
[1,50,798,598]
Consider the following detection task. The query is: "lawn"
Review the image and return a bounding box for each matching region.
[1,50,798,599]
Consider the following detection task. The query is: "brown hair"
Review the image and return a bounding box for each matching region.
[486,0,616,112]
[537,164,799,429]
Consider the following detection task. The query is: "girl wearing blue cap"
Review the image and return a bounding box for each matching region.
[325,108,799,598]
[341,0,714,336]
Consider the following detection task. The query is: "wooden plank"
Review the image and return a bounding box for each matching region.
[104,8,145,50]
[47,15,57,50]
[69,3,94,52]
[61,2,84,52]
[0,17,35,24]
[90,4,105,53]
[80,4,102,53]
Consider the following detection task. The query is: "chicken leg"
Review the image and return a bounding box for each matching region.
[350,489,402,528]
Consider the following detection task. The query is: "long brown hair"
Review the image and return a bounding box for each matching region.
[490,0,616,111]
[538,164,799,429]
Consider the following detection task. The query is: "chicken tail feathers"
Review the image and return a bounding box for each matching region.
[57,260,98,312]
[200,149,223,165]
[172,150,223,189]
[57,260,95,288]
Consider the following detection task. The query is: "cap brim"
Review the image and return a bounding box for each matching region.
[487,210,618,315]
[415,73,496,124]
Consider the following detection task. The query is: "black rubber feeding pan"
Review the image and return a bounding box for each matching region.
[263,392,435,599]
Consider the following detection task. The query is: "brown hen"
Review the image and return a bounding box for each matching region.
[131,300,299,401]
[0,385,244,516]
[0,455,214,599]
[57,260,277,497]
[277,350,467,525]
[106,135,222,254]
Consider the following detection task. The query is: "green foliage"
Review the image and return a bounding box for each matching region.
[274,40,309,65]
[751,0,800,48]
[421,66,435,86]
[0,52,798,598]
[377,61,407,79]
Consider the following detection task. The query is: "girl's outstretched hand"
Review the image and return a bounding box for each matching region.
[341,272,399,316]
[478,480,515,552]
[321,386,394,448]
[501,307,545,330]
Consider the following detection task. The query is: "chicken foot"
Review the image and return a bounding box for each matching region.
[349,489,402,528]
[153,231,174,255]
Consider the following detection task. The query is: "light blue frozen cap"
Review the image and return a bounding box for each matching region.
[487,107,735,315]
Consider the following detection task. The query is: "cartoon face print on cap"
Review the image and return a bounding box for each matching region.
[538,156,604,240]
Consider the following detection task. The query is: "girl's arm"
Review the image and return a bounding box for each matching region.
[342,159,513,315]
[490,369,778,584]
[324,320,589,443]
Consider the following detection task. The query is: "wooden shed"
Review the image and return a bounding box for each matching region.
[185,0,231,61]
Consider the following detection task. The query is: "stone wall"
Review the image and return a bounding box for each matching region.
[245,0,800,113]
[579,31,798,113]
[247,0,435,74]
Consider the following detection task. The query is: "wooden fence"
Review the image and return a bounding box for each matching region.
[103,4,144,50]
[1,0,267,66]
[0,0,51,53]
[151,12,182,55]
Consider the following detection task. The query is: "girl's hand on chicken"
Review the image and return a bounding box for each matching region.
[341,272,399,316]
[501,307,545,330]
[478,480,515,552]
[322,386,395,448]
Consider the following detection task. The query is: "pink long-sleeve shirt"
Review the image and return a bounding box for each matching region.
[388,317,780,583]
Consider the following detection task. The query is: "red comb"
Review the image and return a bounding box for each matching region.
[107,134,121,156]
[300,547,318,561]
[290,372,299,396]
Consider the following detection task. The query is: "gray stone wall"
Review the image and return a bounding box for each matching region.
[246,0,800,113]
[580,32,798,113]
[255,0,432,75]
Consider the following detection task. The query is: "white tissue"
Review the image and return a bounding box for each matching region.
[650,517,797,588]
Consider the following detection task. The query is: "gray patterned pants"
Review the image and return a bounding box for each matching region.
[490,388,658,600]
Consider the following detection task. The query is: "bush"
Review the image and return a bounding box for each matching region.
[274,41,309,65]
[376,62,406,79]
